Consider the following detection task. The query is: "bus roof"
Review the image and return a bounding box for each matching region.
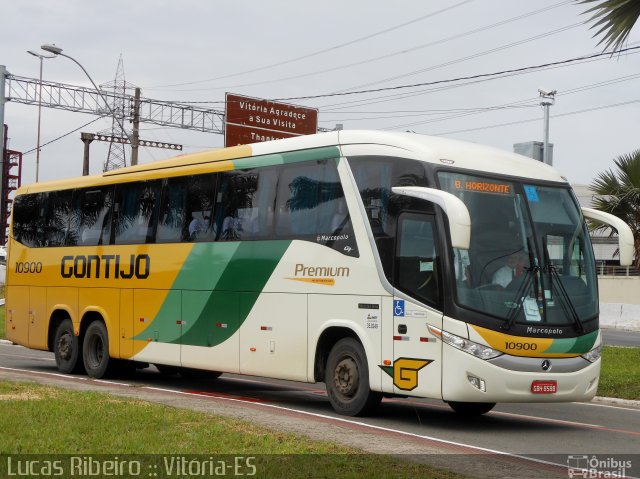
[20,130,566,194]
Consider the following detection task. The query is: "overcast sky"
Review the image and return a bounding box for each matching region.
[2,0,639,186]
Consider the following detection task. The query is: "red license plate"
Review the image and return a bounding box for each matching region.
[531,380,557,394]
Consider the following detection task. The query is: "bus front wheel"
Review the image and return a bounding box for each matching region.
[325,338,382,416]
[53,319,84,374]
[447,401,495,416]
[82,321,112,378]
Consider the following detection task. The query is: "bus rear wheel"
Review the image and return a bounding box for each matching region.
[447,401,495,416]
[325,338,382,416]
[82,321,112,378]
[53,318,84,374]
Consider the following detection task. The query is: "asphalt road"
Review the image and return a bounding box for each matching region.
[1,343,638,478]
[602,328,640,347]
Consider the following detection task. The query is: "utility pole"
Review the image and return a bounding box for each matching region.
[131,87,141,166]
[539,88,556,166]
[27,51,56,182]
[81,133,94,176]
[0,65,7,227]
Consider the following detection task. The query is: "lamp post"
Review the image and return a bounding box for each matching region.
[27,50,56,182]
[40,44,131,153]
[538,88,556,166]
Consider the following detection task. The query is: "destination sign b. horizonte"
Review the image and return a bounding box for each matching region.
[225,93,318,147]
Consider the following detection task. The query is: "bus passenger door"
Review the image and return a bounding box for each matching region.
[391,213,443,399]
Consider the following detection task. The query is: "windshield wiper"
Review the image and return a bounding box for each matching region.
[501,267,535,331]
[502,239,541,332]
[542,236,584,333]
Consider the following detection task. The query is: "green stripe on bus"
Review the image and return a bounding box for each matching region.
[133,240,291,346]
[231,146,340,170]
[545,330,598,354]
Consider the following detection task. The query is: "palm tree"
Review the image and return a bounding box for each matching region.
[578,0,640,52]
[589,150,640,268]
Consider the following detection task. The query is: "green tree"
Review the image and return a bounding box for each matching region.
[590,150,640,268]
[578,0,640,52]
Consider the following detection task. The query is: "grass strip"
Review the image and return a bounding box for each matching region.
[0,381,460,479]
[598,345,640,400]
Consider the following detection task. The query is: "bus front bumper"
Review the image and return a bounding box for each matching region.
[441,344,600,403]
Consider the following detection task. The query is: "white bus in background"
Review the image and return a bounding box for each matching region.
[0,245,6,285]
[6,130,634,416]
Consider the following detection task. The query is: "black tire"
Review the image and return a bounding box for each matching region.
[179,367,222,379]
[53,318,84,374]
[325,338,382,416]
[82,321,112,378]
[447,401,495,416]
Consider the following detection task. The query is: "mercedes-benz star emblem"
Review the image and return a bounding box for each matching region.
[541,359,552,371]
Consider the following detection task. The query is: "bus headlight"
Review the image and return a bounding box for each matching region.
[427,326,502,360]
[581,344,602,363]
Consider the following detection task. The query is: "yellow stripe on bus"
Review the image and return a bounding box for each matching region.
[470,325,580,358]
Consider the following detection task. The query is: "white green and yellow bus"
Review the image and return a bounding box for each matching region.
[6,130,634,416]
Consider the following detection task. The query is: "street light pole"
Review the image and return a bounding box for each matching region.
[40,44,131,151]
[538,88,556,166]
[27,50,56,182]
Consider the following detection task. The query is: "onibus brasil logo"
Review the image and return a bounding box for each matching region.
[567,455,632,478]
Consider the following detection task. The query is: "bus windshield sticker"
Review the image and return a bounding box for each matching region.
[453,179,512,195]
[524,185,539,202]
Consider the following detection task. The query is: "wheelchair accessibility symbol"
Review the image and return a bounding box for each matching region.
[394,300,405,317]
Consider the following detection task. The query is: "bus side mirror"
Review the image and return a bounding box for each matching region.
[581,207,635,267]
[392,186,471,250]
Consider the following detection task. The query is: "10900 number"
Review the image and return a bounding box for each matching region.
[15,262,43,274]
[505,341,537,351]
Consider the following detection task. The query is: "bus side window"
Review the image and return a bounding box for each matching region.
[274,160,357,256]
[12,193,45,248]
[348,156,430,275]
[186,173,217,242]
[71,187,113,246]
[157,177,188,243]
[43,190,74,247]
[215,169,274,241]
[395,214,442,309]
[114,180,161,245]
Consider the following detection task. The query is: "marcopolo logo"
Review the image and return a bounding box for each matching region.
[60,254,150,280]
[286,263,350,286]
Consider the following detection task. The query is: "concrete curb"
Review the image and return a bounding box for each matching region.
[591,396,640,408]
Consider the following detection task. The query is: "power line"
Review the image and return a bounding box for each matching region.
[331,22,583,93]
[274,45,640,102]
[22,117,103,155]
[431,99,640,136]
[160,1,574,94]
[315,46,640,111]
[321,104,538,123]
[177,45,640,108]
[144,0,474,90]
[377,71,640,130]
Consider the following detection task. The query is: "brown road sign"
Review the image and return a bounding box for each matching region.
[225,93,318,146]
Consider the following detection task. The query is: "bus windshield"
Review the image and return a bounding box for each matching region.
[438,172,598,328]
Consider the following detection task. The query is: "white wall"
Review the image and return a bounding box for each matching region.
[598,277,640,305]
[598,276,640,331]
